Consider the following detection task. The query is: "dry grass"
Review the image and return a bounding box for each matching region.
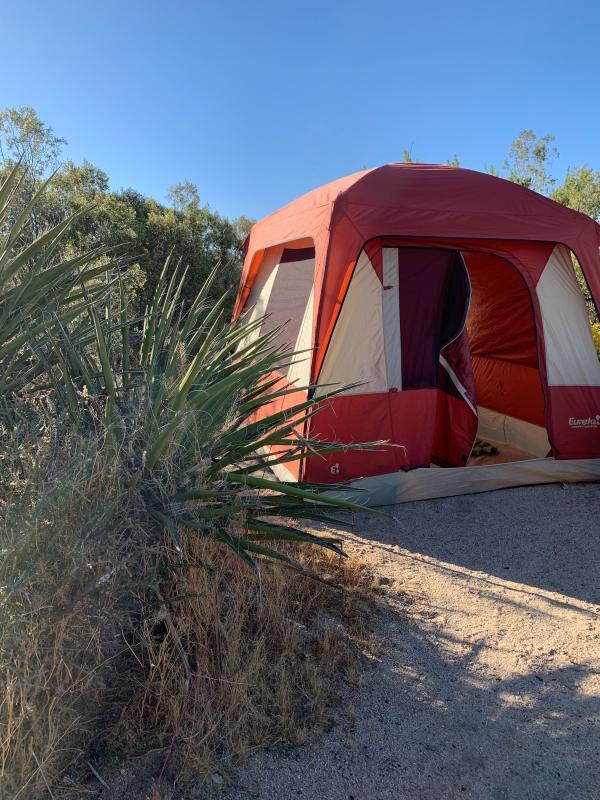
[0,171,379,799]
[0,425,142,798]
[109,535,375,796]
[0,424,375,799]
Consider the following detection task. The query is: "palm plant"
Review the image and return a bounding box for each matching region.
[0,161,117,403]
[0,162,380,799]
[0,164,372,573]
[47,254,369,571]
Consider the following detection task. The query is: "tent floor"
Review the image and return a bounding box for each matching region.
[326,455,600,507]
[265,442,599,507]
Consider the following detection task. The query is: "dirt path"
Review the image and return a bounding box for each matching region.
[223,483,600,800]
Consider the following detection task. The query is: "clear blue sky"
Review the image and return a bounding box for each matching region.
[4,0,599,220]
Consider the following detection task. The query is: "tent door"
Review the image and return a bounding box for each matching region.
[463,250,551,462]
[390,246,478,467]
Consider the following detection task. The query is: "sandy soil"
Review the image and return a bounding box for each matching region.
[221,482,600,800]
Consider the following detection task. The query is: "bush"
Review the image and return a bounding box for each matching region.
[0,160,373,796]
[0,422,373,796]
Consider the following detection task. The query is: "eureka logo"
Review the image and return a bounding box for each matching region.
[568,414,600,429]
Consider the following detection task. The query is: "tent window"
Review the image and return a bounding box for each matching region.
[241,241,315,385]
[315,248,387,397]
[259,246,315,352]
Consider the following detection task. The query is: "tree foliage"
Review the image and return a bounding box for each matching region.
[503,129,559,194]
[0,106,251,314]
[0,105,65,175]
[552,165,600,221]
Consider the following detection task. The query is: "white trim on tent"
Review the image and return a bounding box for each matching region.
[239,243,315,387]
[439,354,477,416]
[536,244,600,386]
[382,247,402,390]
[238,245,284,351]
[258,254,314,354]
[244,246,283,324]
[288,284,314,387]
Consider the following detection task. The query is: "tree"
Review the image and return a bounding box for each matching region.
[503,129,558,194]
[0,107,68,233]
[233,215,253,241]
[167,180,201,213]
[0,106,65,175]
[0,106,250,314]
[120,193,246,312]
[552,165,600,324]
[552,165,600,221]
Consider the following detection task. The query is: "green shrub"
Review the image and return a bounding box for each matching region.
[0,154,373,797]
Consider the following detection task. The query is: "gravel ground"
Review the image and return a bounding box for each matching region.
[220,482,600,800]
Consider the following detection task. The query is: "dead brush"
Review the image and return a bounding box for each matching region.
[0,428,145,799]
[112,531,375,790]
[0,426,376,798]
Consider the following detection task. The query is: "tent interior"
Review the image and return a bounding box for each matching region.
[463,249,550,467]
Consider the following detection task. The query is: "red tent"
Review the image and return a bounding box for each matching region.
[234,164,600,503]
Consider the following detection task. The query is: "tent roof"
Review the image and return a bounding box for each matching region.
[238,164,600,321]
[253,162,599,242]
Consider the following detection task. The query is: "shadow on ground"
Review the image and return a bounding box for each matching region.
[217,483,600,800]
[82,484,600,800]
[351,482,600,606]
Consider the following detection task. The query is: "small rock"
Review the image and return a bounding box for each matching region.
[212,772,224,785]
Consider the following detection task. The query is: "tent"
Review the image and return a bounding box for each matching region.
[233,164,600,504]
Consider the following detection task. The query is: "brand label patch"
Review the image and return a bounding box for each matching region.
[568,414,600,429]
